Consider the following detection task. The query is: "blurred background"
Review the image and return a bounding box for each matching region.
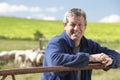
[0,0,120,80]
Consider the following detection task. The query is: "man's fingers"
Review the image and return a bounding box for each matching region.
[100,53,109,59]
[102,57,113,67]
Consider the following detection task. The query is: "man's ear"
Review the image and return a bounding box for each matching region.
[63,23,67,27]
[63,23,67,30]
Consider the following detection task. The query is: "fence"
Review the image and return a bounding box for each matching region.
[0,63,120,80]
[39,38,49,50]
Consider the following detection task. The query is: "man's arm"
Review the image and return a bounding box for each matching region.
[89,53,113,67]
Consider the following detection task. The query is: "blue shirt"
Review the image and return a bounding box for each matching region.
[41,31,120,80]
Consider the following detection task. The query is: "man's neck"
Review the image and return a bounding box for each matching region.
[74,39,81,47]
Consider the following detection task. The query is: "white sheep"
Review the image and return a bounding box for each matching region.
[0,49,45,68]
[0,51,9,61]
[14,50,27,68]
[36,52,44,66]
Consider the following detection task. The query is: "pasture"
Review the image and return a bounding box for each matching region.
[0,16,120,80]
[0,16,120,42]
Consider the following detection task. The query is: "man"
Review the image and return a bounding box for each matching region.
[41,8,120,80]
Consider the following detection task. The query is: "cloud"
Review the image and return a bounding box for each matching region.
[26,14,56,21]
[0,2,63,20]
[42,16,56,20]
[0,2,42,13]
[0,2,64,13]
[45,6,64,13]
[99,14,120,22]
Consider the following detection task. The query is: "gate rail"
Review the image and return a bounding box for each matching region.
[0,63,120,80]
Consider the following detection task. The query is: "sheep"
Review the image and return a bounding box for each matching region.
[14,50,29,68]
[0,49,45,68]
[23,49,44,67]
[0,50,17,64]
[36,52,44,66]
[23,49,38,67]
[0,51,9,62]
[14,49,39,68]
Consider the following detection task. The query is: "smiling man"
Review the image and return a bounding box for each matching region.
[41,8,120,80]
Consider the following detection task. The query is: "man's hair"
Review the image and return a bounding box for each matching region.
[63,8,87,26]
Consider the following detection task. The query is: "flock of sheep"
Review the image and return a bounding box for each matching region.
[0,49,44,68]
[0,48,119,68]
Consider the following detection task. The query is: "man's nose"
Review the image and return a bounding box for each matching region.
[74,24,80,30]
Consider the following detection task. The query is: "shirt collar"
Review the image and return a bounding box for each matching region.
[62,30,75,48]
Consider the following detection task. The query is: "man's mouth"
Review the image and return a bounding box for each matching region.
[73,31,80,35]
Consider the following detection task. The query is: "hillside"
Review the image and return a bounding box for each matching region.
[0,16,120,43]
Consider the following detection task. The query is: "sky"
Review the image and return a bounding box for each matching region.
[0,0,120,22]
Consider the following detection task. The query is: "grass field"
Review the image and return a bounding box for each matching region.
[0,39,120,52]
[0,16,120,80]
[0,16,120,43]
[0,16,63,39]
[0,39,39,51]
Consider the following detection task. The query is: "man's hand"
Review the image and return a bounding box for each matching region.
[100,53,113,67]
[89,53,113,67]
[89,54,103,62]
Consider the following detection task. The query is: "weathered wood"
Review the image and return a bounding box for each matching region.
[0,63,103,76]
[0,63,120,80]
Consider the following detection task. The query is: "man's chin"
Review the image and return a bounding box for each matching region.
[71,37,81,41]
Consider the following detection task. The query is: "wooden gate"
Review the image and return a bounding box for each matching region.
[0,63,120,80]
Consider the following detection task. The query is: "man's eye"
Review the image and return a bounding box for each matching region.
[78,24,81,26]
[71,24,76,27]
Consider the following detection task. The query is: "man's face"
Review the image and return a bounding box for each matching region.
[64,15,86,41]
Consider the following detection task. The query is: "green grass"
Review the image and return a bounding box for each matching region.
[0,73,41,80]
[85,23,120,43]
[0,16,63,39]
[0,16,120,43]
[0,39,39,51]
[92,69,120,80]
[0,39,119,52]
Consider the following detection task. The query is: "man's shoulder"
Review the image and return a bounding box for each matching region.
[49,35,65,43]
[84,37,99,46]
